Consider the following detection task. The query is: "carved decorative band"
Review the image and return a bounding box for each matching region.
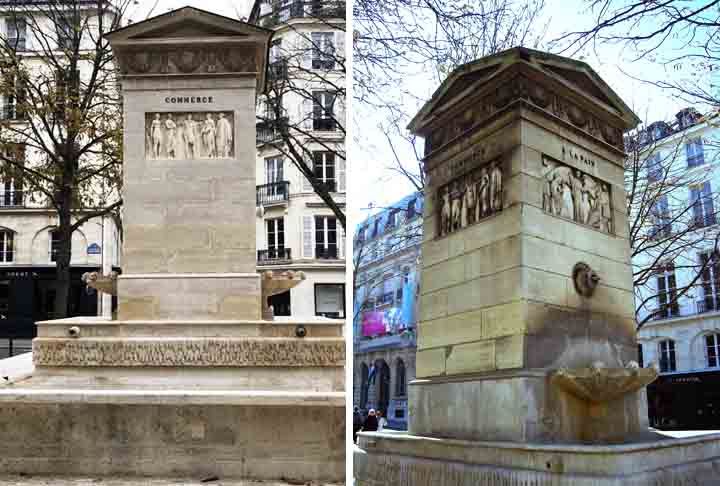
[33,338,345,367]
[541,155,613,233]
[437,160,503,237]
[117,47,258,76]
[146,111,234,160]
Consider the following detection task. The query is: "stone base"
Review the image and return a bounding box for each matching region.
[354,430,720,485]
[117,273,261,320]
[0,388,344,481]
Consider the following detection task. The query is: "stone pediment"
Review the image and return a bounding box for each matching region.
[409,47,640,154]
[106,6,268,44]
[106,6,272,90]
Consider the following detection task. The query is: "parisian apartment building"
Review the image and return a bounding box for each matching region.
[353,192,423,429]
[633,107,720,429]
[0,0,121,359]
[249,0,346,319]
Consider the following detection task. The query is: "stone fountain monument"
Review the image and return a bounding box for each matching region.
[355,47,720,484]
[0,7,344,482]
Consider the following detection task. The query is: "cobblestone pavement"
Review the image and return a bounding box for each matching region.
[0,476,343,486]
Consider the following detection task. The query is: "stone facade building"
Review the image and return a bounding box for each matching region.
[0,0,121,358]
[249,1,346,319]
[353,192,423,429]
[633,108,720,429]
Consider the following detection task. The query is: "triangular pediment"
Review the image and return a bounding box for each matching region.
[106,6,270,43]
[409,47,640,134]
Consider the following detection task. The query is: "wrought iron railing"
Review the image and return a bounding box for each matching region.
[256,118,288,145]
[316,246,338,259]
[256,181,289,206]
[268,60,288,82]
[258,1,346,28]
[258,247,292,264]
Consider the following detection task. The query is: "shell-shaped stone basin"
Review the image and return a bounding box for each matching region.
[261,270,306,320]
[551,364,658,404]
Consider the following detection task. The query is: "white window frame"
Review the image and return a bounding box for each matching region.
[49,229,60,263]
[658,339,677,373]
[707,333,720,368]
[0,230,14,263]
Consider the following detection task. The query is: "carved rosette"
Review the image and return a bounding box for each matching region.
[33,338,345,367]
[437,159,503,238]
[541,156,613,234]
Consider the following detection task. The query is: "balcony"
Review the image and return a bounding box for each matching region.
[256,181,289,206]
[313,117,337,131]
[258,247,292,265]
[316,246,338,259]
[256,117,287,145]
[258,1,346,28]
[697,298,719,314]
[0,190,24,207]
[268,60,288,82]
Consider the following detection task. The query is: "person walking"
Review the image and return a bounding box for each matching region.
[362,408,378,432]
[353,406,363,443]
[377,410,388,432]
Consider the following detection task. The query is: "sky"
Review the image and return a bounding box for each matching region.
[125,0,252,23]
[350,0,705,227]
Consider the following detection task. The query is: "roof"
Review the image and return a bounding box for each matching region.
[408,47,641,134]
[356,192,424,238]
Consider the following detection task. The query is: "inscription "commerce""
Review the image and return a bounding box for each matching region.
[165,96,214,104]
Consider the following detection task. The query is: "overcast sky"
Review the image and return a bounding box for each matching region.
[125,0,252,23]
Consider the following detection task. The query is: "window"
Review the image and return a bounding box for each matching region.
[371,219,380,238]
[395,359,407,396]
[699,251,720,312]
[658,339,677,372]
[50,230,61,262]
[656,262,679,319]
[55,13,78,49]
[312,91,336,131]
[0,145,24,206]
[313,152,336,192]
[55,69,80,119]
[262,157,286,202]
[638,344,644,368]
[691,182,716,228]
[315,215,338,259]
[1,74,26,121]
[314,283,345,318]
[707,334,720,368]
[266,218,285,258]
[360,363,369,408]
[386,209,399,230]
[406,198,417,220]
[311,32,335,69]
[646,153,662,183]
[5,16,26,50]
[649,196,671,239]
[686,138,705,168]
[0,231,13,263]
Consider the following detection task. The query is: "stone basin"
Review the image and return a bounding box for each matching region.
[81,271,118,296]
[261,270,306,320]
[551,362,658,404]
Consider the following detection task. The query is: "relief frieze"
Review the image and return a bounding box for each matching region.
[541,155,613,233]
[117,46,258,76]
[437,160,503,237]
[146,111,234,160]
[33,338,345,367]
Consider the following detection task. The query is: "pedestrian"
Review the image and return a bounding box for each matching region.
[377,410,388,431]
[362,408,379,432]
[353,406,363,443]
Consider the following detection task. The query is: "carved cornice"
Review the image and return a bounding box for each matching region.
[33,338,345,367]
[115,45,259,76]
[424,73,625,157]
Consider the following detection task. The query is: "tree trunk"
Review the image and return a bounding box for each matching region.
[53,205,73,319]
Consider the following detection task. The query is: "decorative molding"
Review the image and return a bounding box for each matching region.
[424,74,625,156]
[146,111,234,160]
[437,160,503,237]
[116,46,258,76]
[541,155,613,233]
[33,338,345,367]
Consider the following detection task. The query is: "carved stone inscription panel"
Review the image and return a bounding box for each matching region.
[541,155,613,233]
[145,111,234,160]
[437,160,503,237]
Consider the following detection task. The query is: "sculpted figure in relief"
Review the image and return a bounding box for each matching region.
[202,113,217,158]
[183,114,196,159]
[164,114,177,159]
[439,187,451,236]
[216,113,233,158]
[450,181,462,231]
[151,113,163,159]
[599,184,612,232]
[479,167,490,217]
[490,162,503,211]
[463,177,476,227]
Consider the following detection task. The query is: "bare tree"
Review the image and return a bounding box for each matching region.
[0,0,132,318]
[353,0,548,195]
[252,2,346,229]
[626,114,720,328]
[555,1,720,108]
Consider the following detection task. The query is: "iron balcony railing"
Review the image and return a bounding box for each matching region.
[268,60,288,82]
[258,1,346,28]
[316,246,338,259]
[258,247,292,264]
[256,117,288,145]
[256,181,289,206]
